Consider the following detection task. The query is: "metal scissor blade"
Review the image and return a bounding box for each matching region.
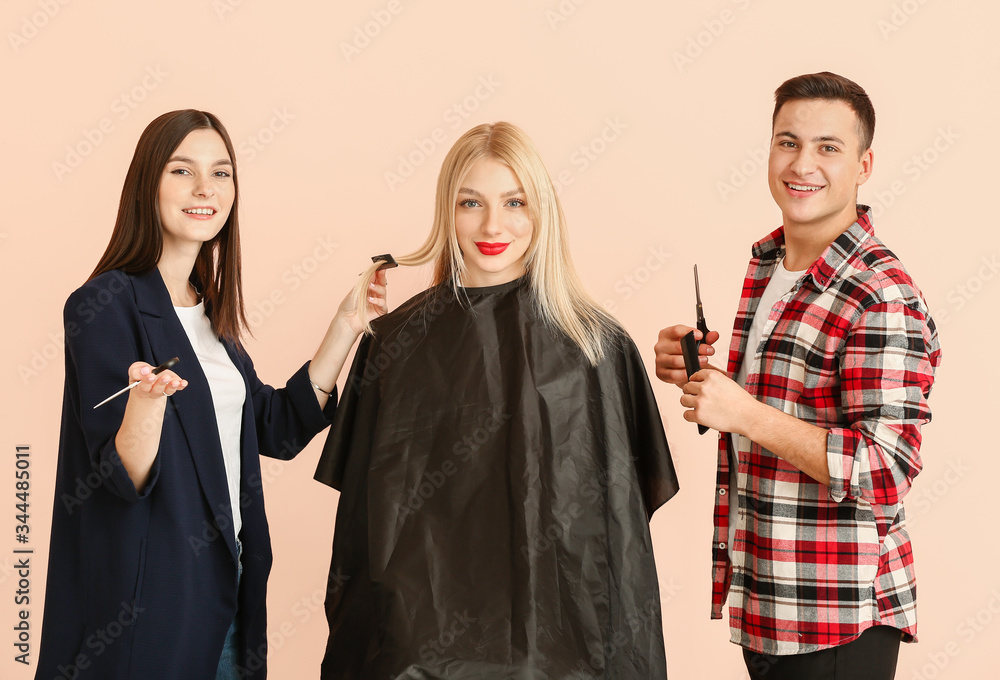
[694,264,703,306]
[694,264,709,342]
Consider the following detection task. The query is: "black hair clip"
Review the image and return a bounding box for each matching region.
[371,254,398,271]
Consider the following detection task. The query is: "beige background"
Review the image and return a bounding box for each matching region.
[2,1,996,678]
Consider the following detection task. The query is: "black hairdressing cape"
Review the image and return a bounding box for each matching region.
[315,276,678,679]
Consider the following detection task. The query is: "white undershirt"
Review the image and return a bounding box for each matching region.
[728,258,805,560]
[174,302,247,538]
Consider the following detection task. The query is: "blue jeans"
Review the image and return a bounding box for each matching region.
[215,539,243,680]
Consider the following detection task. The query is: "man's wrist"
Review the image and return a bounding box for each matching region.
[736,396,768,439]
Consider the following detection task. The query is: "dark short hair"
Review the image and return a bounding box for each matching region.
[772,72,875,153]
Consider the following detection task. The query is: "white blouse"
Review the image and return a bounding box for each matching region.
[173,301,247,539]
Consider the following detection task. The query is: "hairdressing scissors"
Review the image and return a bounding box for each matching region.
[93,357,180,409]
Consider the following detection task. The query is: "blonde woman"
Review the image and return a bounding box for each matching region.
[315,122,678,679]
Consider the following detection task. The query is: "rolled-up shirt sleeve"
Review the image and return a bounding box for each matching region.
[826,299,940,505]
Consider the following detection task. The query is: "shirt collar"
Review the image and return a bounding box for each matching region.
[750,205,875,291]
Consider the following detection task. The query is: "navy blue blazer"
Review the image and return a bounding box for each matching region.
[35,268,334,680]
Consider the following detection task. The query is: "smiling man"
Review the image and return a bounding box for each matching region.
[654,72,941,678]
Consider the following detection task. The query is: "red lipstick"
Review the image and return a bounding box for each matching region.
[475,242,510,256]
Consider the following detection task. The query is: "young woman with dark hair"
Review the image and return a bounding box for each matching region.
[35,109,385,680]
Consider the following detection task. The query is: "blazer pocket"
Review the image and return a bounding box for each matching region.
[131,538,147,623]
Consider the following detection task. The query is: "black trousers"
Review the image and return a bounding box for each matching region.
[743,626,902,680]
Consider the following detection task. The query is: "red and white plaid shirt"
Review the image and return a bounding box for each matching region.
[712,206,942,655]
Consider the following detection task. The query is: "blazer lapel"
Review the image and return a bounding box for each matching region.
[221,340,260,488]
[131,269,238,562]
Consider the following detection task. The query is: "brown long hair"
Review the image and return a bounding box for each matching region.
[90,109,248,345]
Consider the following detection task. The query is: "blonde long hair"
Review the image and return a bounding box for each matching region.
[353,121,619,365]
